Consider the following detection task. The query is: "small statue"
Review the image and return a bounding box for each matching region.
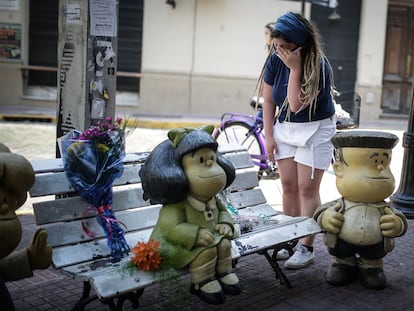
[314,131,407,289]
[139,125,242,305]
[0,143,52,310]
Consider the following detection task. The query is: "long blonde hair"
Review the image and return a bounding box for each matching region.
[292,13,329,119]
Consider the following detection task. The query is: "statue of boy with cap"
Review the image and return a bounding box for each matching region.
[314,131,407,289]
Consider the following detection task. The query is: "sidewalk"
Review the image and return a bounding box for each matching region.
[2,117,414,310]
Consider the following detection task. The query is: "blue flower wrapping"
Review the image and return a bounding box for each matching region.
[59,129,130,258]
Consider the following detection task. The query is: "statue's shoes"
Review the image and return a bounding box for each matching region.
[359,267,387,290]
[217,270,243,295]
[189,277,225,305]
[326,262,358,286]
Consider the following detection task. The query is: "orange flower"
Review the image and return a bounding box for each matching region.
[130,239,162,271]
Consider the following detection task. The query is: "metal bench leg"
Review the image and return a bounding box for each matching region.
[71,281,144,311]
[72,281,99,311]
[261,249,292,288]
[102,289,145,310]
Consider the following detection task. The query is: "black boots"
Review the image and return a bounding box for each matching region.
[326,256,387,290]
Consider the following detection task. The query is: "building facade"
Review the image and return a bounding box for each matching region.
[0,0,412,123]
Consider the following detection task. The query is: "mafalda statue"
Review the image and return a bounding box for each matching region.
[0,143,52,310]
[314,131,407,289]
[139,125,242,305]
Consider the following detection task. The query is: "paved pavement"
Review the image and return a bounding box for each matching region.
[2,116,414,310]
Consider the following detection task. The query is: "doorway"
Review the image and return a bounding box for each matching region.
[382,2,414,115]
[311,0,361,94]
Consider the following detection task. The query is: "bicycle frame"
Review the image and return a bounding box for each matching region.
[216,112,268,170]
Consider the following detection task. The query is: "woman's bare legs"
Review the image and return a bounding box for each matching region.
[297,162,324,247]
[278,158,324,244]
[277,157,300,217]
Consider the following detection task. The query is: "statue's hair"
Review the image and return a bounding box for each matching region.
[139,137,235,205]
[332,131,399,166]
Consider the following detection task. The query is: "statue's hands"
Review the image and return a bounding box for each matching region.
[215,223,233,238]
[196,228,214,246]
[380,207,402,237]
[28,228,52,270]
[321,203,344,234]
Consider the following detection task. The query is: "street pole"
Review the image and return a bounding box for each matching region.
[56,0,118,156]
[390,81,414,219]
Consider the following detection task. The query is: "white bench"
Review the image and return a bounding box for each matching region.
[29,144,320,310]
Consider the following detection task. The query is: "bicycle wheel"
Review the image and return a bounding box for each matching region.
[214,121,265,173]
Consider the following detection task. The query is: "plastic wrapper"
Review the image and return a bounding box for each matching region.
[219,191,278,235]
[58,119,130,258]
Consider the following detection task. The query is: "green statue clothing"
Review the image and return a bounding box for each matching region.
[150,195,234,269]
[0,248,33,282]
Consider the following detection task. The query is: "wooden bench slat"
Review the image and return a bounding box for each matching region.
[30,172,73,196]
[222,152,254,169]
[30,152,149,174]
[30,150,246,175]
[31,164,254,198]
[227,170,259,192]
[30,158,64,173]
[218,144,248,154]
[52,230,152,270]
[30,164,143,197]
[41,206,161,247]
[228,188,267,209]
[34,184,149,225]
[231,216,320,258]
[90,259,170,299]
[236,203,278,217]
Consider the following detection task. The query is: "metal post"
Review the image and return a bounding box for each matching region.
[56,0,118,156]
[390,82,414,218]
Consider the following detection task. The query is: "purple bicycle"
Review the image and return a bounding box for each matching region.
[213,91,360,180]
[213,97,279,180]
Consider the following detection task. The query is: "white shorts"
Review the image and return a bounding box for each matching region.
[273,116,336,171]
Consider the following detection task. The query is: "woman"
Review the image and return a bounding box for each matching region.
[255,22,276,121]
[262,12,336,269]
[264,22,275,52]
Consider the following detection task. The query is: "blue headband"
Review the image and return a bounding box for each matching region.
[274,12,309,46]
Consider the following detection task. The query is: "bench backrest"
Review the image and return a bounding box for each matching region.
[29,144,276,270]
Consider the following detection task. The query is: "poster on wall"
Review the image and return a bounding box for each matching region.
[0,23,21,60]
[89,0,117,37]
[0,0,19,11]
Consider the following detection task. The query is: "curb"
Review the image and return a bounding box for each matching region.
[0,112,220,130]
[0,112,56,123]
[128,118,220,130]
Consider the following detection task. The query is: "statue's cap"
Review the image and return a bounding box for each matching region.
[331,130,399,149]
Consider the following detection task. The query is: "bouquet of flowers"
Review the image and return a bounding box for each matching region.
[59,117,130,257]
[130,239,162,272]
[128,239,188,307]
